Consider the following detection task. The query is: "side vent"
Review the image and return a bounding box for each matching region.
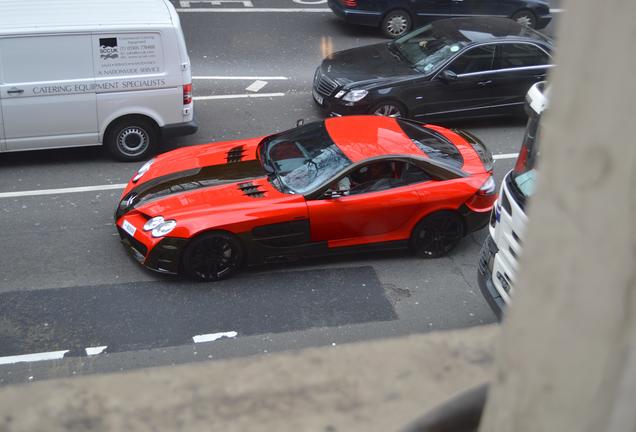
[226,145,245,163]
[238,182,266,198]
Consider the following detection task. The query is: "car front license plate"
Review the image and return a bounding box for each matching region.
[313,89,323,105]
[122,219,136,237]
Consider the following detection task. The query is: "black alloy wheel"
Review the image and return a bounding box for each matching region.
[381,9,412,38]
[182,232,244,282]
[410,211,465,258]
[105,117,158,162]
[511,9,537,28]
[370,101,407,118]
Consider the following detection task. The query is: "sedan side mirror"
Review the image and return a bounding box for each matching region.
[296,119,305,127]
[440,69,458,82]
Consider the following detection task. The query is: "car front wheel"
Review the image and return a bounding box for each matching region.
[182,232,245,282]
[370,101,407,118]
[381,10,412,38]
[410,211,465,258]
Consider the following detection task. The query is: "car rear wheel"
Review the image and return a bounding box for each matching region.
[182,232,244,282]
[105,117,158,162]
[410,211,465,258]
[381,9,412,38]
[370,101,407,118]
[511,9,537,28]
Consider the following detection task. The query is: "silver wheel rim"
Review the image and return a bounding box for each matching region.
[386,15,408,36]
[117,126,149,157]
[515,15,533,27]
[374,104,402,117]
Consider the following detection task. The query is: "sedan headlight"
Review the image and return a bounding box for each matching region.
[342,89,368,103]
[133,159,155,182]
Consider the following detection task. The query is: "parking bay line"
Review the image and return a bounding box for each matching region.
[194,92,285,100]
[177,7,331,12]
[0,155,517,199]
[193,76,288,80]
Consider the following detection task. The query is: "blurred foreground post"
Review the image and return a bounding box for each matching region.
[479,1,636,431]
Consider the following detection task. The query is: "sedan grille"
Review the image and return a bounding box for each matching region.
[315,70,339,97]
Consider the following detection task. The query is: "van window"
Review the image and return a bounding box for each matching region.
[93,33,164,78]
[0,35,93,83]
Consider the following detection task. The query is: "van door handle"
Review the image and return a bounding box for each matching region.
[7,88,24,95]
[477,80,492,86]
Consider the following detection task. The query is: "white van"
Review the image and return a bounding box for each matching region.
[0,0,197,161]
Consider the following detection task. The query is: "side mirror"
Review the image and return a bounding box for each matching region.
[323,189,345,199]
[440,69,458,82]
[296,119,305,127]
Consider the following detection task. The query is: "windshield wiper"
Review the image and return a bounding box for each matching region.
[387,42,408,64]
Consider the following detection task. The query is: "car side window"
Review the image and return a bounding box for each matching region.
[325,161,430,198]
[498,43,550,69]
[446,45,495,75]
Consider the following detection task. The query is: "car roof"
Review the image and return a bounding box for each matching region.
[431,17,552,46]
[325,116,424,162]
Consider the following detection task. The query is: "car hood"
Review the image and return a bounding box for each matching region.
[115,137,287,220]
[322,43,417,87]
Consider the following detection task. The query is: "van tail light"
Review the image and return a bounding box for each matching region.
[183,83,192,105]
[343,0,357,7]
[478,176,496,196]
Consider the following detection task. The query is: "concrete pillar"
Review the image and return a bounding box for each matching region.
[479,1,636,431]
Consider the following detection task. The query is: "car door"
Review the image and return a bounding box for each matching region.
[491,42,552,108]
[412,0,452,23]
[306,160,427,247]
[410,44,498,120]
[0,34,97,152]
[449,0,505,17]
[0,57,5,152]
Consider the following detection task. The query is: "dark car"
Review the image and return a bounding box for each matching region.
[312,17,553,122]
[328,0,551,38]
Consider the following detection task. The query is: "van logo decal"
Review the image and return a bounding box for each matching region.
[99,38,119,60]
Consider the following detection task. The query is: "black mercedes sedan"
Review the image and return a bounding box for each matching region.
[328,0,551,38]
[312,17,553,122]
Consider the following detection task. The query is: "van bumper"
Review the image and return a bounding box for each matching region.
[160,119,198,139]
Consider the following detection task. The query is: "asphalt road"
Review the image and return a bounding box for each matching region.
[0,1,562,385]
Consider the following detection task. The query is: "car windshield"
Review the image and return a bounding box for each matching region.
[260,122,351,195]
[511,114,541,199]
[393,24,467,74]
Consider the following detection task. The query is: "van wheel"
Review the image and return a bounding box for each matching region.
[106,118,158,162]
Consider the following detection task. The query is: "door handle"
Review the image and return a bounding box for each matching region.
[477,80,492,86]
[7,88,24,95]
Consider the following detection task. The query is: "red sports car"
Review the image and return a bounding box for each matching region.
[115,116,496,281]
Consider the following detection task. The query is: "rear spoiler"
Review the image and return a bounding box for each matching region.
[452,129,494,172]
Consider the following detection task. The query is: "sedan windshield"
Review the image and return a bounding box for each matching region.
[394,24,467,74]
[261,122,351,195]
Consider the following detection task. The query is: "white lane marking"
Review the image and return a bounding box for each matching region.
[193,76,288,80]
[0,184,127,199]
[245,80,268,93]
[550,8,564,13]
[180,0,253,6]
[177,8,331,12]
[85,346,108,356]
[0,350,69,366]
[294,0,326,3]
[0,153,518,199]
[493,153,518,160]
[193,331,238,343]
[194,92,285,100]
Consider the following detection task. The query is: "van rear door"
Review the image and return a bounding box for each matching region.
[0,34,98,152]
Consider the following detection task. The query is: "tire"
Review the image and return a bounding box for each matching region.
[105,117,158,162]
[381,9,412,38]
[511,9,537,28]
[370,100,407,118]
[182,232,245,282]
[410,211,465,258]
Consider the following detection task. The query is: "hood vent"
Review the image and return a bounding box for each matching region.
[238,182,266,198]
[226,145,246,163]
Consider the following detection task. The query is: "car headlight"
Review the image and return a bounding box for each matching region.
[151,220,177,238]
[143,216,165,231]
[133,159,155,182]
[342,89,368,102]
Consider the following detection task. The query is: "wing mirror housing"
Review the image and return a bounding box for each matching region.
[440,69,458,82]
[296,119,305,127]
[323,189,346,199]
